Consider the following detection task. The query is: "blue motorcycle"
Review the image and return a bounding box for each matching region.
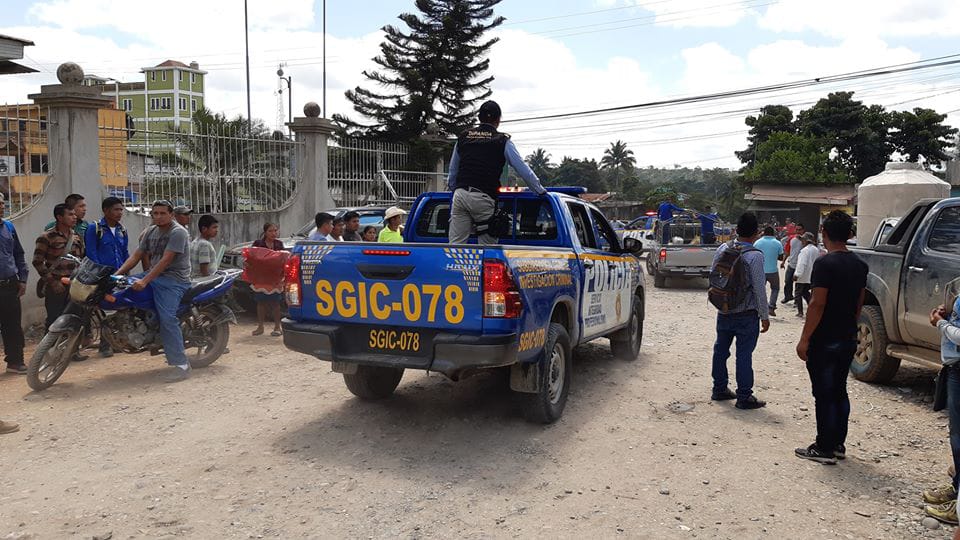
[27,257,241,391]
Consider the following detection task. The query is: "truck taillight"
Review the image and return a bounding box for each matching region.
[659,248,667,263]
[284,254,301,307]
[483,259,522,318]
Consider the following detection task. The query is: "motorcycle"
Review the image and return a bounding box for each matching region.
[27,256,241,391]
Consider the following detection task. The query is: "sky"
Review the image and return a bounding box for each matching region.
[2,0,960,170]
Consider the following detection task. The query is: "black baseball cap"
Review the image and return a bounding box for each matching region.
[478,101,502,122]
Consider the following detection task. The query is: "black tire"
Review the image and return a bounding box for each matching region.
[188,319,230,369]
[645,257,655,276]
[611,295,643,361]
[653,272,666,288]
[851,305,900,383]
[343,365,404,399]
[522,323,572,424]
[27,331,82,391]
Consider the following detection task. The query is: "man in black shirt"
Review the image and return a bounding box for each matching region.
[795,210,868,464]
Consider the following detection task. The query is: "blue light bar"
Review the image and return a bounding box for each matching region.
[546,186,587,195]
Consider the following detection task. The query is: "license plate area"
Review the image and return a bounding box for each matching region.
[341,326,434,357]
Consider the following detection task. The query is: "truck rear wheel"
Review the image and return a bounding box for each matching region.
[851,305,900,383]
[343,365,405,400]
[522,323,572,424]
[611,295,643,361]
[645,257,655,276]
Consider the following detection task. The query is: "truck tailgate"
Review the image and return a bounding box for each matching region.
[662,246,716,269]
[294,243,484,342]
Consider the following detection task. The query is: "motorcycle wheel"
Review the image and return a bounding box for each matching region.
[188,314,230,369]
[27,331,82,391]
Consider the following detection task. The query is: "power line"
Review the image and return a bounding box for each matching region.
[502,54,960,124]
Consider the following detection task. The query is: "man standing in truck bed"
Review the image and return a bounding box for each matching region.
[447,100,547,245]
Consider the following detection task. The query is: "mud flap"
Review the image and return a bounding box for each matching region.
[510,361,540,393]
[203,304,237,326]
[49,314,83,333]
[332,361,359,375]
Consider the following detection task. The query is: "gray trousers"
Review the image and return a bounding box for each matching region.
[449,188,497,245]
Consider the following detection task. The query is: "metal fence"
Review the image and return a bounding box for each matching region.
[98,114,302,214]
[328,137,440,207]
[0,104,50,218]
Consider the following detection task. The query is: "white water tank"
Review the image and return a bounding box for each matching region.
[857,162,950,245]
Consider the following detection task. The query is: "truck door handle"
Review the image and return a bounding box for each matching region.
[583,260,595,269]
[908,266,925,273]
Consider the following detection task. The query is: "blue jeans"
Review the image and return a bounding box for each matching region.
[151,275,190,367]
[947,365,960,490]
[805,340,856,451]
[711,311,760,398]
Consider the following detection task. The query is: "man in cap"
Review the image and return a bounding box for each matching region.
[174,206,193,238]
[447,100,547,245]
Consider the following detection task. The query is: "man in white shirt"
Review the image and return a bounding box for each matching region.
[793,232,820,317]
[781,223,805,304]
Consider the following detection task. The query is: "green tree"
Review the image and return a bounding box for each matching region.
[890,107,958,166]
[735,105,795,168]
[525,147,555,183]
[335,0,504,143]
[744,132,848,185]
[796,92,891,180]
[552,157,606,192]
[600,140,637,194]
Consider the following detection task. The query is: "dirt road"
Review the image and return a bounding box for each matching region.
[0,279,954,538]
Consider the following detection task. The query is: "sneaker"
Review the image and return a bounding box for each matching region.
[0,420,19,435]
[99,346,114,358]
[5,364,26,375]
[795,444,837,465]
[834,444,846,460]
[781,297,794,305]
[925,500,958,525]
[769,309,777,317]
[923,484,957,505]
[711,387,737,401]
[72,354,89,363]
[161,365,191,383]
[735,395,766,410]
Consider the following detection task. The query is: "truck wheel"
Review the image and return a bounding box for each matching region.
[645,257,655,276]
[522,323,572,424]
[611,295,643,361]
[653,272,666,288]
[343,365,404,400]
[851,305,900,383]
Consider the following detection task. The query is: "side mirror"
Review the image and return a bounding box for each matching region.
[622,237,644,255]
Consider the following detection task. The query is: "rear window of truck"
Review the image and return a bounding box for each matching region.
[414,198,559,241]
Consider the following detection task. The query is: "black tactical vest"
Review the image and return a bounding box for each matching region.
[454,124,508,199]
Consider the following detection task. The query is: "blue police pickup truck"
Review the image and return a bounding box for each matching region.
[280,187,646,423]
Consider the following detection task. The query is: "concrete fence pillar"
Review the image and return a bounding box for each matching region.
[288,102,335,223]
[29,62,112,202]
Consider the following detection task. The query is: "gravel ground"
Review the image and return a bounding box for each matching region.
[0,275,955,539]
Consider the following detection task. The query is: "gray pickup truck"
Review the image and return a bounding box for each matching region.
[645,217,721,288]
[851,197,960,382]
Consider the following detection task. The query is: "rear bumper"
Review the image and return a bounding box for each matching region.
[281,319,518,379]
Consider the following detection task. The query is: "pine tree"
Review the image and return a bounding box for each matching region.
[335,0,504,142]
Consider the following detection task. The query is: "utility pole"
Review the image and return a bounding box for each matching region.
[244,0,252,132]
[322,0,327,118]
[278,65,292,136]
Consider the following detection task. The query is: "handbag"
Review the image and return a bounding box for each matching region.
[934,366,949,412]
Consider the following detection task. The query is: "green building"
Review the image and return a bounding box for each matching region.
[85,60,207,148]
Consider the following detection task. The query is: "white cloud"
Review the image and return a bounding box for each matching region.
[759,0,960,39]
[595,0,757,28]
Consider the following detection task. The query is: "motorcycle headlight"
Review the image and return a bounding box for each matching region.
[69,281,98,303]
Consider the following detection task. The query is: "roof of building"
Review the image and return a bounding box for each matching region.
[744,184,857,206]
[0,60,37,75]
[142,60,207,74]
[582,192,614,203]
[0,34,35,46]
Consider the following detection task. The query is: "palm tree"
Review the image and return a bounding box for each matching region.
[600,140,637,194]
[525,148,555,184]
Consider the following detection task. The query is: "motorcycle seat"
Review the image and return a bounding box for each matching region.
[181,275,225,305]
